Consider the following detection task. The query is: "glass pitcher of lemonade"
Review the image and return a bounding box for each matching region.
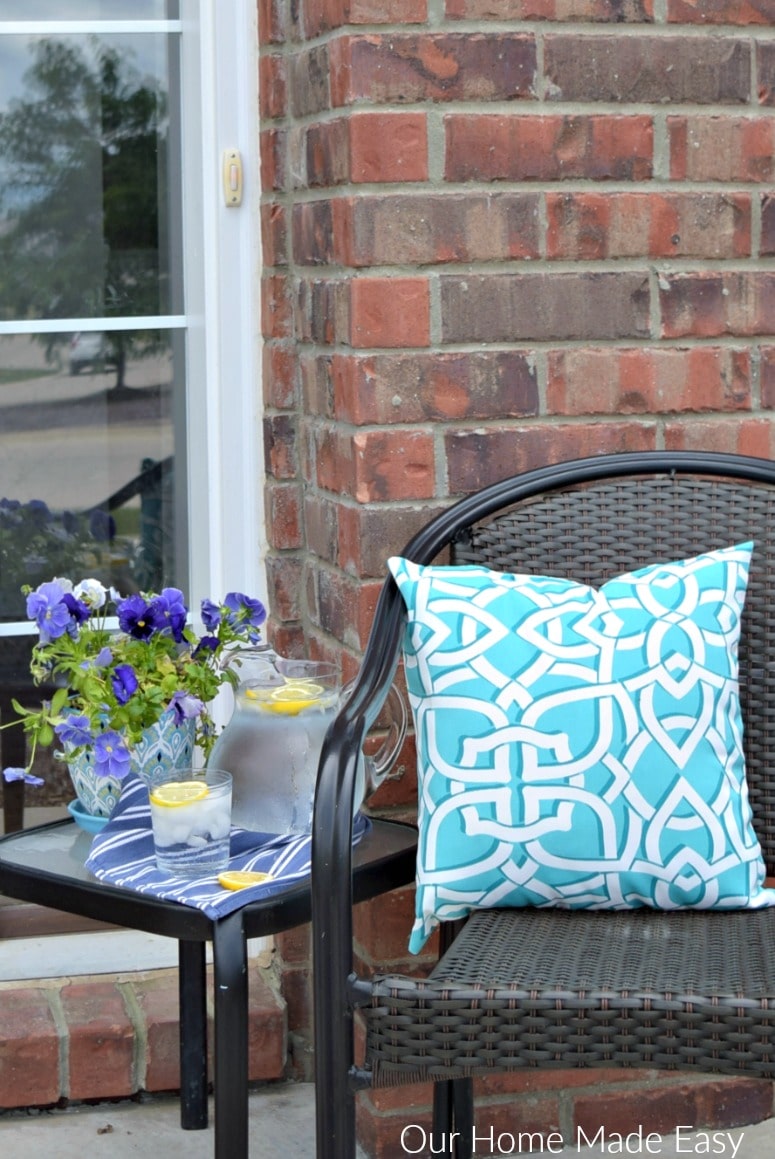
[208,656,406,835]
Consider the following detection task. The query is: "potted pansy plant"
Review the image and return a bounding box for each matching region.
[1,577,267,816]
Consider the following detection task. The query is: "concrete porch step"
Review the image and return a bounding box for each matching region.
[0,962,287,1110]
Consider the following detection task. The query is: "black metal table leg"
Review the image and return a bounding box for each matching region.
[178,939,209,1129]
[212,909,249,1159]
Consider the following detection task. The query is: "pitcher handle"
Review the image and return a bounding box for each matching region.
[342,680,408,805]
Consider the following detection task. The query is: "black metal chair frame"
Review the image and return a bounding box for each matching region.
[311,450,775,1159]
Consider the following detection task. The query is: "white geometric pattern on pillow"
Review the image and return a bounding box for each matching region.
[388,544,775,954]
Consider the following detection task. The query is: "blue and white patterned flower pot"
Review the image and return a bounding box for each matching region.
[66,711,196,818]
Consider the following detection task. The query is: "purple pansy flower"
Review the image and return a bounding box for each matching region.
[200,599,222,630]
[224,592,267,637]
[111,663,138,705]
[193,635,219,658]
[157,587,188,643]
[62,592,90,628]
[117,593,165,639]
[93,731,132,780]
[3,767,45,786]
[168,690,204,725]
[54,714,93,747]
[26,581,70,643]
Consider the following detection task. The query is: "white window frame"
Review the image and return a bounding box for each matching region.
[0,1,266,976]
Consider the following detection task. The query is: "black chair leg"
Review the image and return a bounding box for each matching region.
[452,1078,474,1159]
[432,1078,474,1158]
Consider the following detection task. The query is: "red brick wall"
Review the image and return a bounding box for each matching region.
[259,0,775,1146]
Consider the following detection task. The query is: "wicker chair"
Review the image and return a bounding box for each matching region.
[311,450,775,1159]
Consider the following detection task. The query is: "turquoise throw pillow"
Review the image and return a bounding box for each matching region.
[388,544,775,954]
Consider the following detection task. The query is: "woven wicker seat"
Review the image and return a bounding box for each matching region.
[311,451,775,1159]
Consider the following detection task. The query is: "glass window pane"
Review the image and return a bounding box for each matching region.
[0,2,171,19]
[0,329,184,622]
[0,31,178,319]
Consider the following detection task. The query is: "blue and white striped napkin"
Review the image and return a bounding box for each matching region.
[85,774,367,920]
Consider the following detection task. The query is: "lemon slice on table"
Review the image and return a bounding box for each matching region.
[218,870,275,891]
[149,781,209,807]
[264,681,326,715]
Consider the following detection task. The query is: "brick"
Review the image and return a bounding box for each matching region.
[758,41,775,106]
[129,971,181,1093]
[315,426,356,495]
[664,418,775,459]
[0,988,60,1108]
[298,0,342,36]
[293,200,335,266]
[259,53,287,120]
[343,192,541,267]
[61,980,135,1100]
[761,193,775,254]
[354,885,423,964]
[352,429,436,502]
[667,0,775,23]
[303,491,339,564]
[261,274,294,340]
[545,35,749,104]
[247,964,287,1080]
[266,481,303,550]
[264,413,298,478]
[276,922,311,964]
[349,0,428,19]
[333,351,538,425]
[660,273,775,339]
[289,46,330,118]
[761,347,775,409]
[547,347,751,415]
[445,423,656,493]
[446,114,653,182]
[300,353,334,417]
[303,119,350,188]
[441,273,650,343]
[261,202,288,268]
[446,0,653,17]
[349,114,428,184]
[694,1078,774,1129]
[306,564,374,647]
[258,0,286,43]
[296,277,350,344]
[330,34,535,106]
[263,343,298,409]
[669,117,775,182]
[260,127,286,192]
[573,1078,770,1141]
[546,192,750,261]
[265,556,304,621]
[350,277,431,349]
[337,502,448,576]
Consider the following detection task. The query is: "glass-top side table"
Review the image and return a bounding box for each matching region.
[0,818,417,1159]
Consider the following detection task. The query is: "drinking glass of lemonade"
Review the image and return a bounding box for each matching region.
[148,768,232,876]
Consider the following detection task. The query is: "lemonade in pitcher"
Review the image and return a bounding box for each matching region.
[208,659,340,835]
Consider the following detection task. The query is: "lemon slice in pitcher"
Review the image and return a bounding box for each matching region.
[265,681,325,715]
[218,870,275,890]
[149,781,209,807]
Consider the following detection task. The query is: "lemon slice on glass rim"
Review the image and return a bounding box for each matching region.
[218,870,275,891]
[264,681,326,715]
[149,781,209,807]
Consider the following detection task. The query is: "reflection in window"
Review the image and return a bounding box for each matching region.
[0,331,179,621]
[0,33,174,321]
